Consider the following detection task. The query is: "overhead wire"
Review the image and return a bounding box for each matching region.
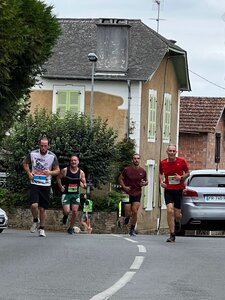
[189,69,225,91]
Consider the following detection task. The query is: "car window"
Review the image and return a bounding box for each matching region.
[189,175,225,187]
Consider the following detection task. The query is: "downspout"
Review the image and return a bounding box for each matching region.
[176,90,181,150]
[127,80,131,138]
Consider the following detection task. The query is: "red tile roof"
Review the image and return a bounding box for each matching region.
[179,97,225,133]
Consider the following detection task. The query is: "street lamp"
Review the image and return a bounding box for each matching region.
[87,52,98,197]
[88,52,98,128]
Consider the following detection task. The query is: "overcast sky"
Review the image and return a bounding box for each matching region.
[43,0,225,97]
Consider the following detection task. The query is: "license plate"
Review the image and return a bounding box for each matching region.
[205,195,225,201]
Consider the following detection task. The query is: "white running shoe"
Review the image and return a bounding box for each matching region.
[30,221,39,233]
[39,229,46,237]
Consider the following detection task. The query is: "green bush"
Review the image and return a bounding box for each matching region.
[0,187,27,212]
[92,191,122,212]
[0,109,117,197]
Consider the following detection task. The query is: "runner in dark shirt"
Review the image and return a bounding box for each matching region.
[119,153,148,236]
[57,155,86,234]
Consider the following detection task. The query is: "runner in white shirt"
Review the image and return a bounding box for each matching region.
[22,136,60,237]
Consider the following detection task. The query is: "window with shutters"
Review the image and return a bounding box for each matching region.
[143,160,155,211]
[162,93,171,143]
[148,89,157,142]
[52,85,84,117]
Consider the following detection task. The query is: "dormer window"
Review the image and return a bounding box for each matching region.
[96,19,129,74]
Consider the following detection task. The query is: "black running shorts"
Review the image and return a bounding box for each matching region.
[123,194,141,204]
[164,189,183,209]
[29,184,51,209]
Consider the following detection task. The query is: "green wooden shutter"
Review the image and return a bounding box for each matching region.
[57,91,67,117]
[56,90,81,117]
[69,91,80,113]
[162,94,171,142]
[148,90,157,141]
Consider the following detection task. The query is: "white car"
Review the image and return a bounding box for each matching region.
[180,169,225,235]
[0,208,8,233]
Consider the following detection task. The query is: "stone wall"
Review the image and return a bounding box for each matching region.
[7,208,128,234]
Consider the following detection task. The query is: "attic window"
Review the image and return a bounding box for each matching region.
[96,22,129,73]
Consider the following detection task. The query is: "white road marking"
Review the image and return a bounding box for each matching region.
[137,244,146,253]
[130,256,145,270]
[89,236,147,300]
[124,237,138,243]
[111,234,121,238]
[89,271,136,300]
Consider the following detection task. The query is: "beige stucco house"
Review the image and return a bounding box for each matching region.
[30,18,191,233]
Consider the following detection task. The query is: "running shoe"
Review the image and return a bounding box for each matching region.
[30,220,39,233]
[67,227,73,235]
[39,229,46,237]
[166,234,175,242]
[129,229,137,237]
[62,215,68,225]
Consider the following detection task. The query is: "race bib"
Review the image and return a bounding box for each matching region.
[68,184,78,193]
[168,176,180,185]
[33,174,47,184]
[121,194,129,203]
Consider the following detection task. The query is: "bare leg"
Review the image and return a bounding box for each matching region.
[39,207,46,227]
[123,203,132,219]
[130,202,140,226]
[31,203,39,219]
[63,204,70,218]
[69,204,79,228]
[166,203,175,234]
[174,208,182,222]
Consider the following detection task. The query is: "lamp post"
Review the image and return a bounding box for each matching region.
[88,52,98,128]
[87,52,98,196]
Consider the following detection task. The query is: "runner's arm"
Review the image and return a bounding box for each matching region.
[80,170,87,188]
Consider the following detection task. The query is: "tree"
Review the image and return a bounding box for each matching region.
[0,0,61,138]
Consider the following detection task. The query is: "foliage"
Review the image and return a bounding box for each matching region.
[92,191,122,212]
[0,0,61,138]
[111,137,136,189]
[0,187,25,212]
[116,137,136,171]
[0,109,118,202]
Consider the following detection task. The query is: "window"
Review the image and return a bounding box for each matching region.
[97,22,129,73]
[143,160,155,211]
[160,186,167,209]
[52,85,84,117]
[189,175,225,187]
[162,93,171,143]
[148,89,157,142]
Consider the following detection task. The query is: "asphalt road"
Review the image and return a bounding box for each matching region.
[1,229,225,300]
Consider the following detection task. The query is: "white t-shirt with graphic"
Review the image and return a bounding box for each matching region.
[26,149,58,186]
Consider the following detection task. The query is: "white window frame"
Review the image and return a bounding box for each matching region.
[147,89,157,142]
[160,186,167,209]
[143,160,155,211]
[162,93,172,143]
[52,85,85,115]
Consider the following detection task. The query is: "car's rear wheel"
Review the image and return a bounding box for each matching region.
[0,229,4,233]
